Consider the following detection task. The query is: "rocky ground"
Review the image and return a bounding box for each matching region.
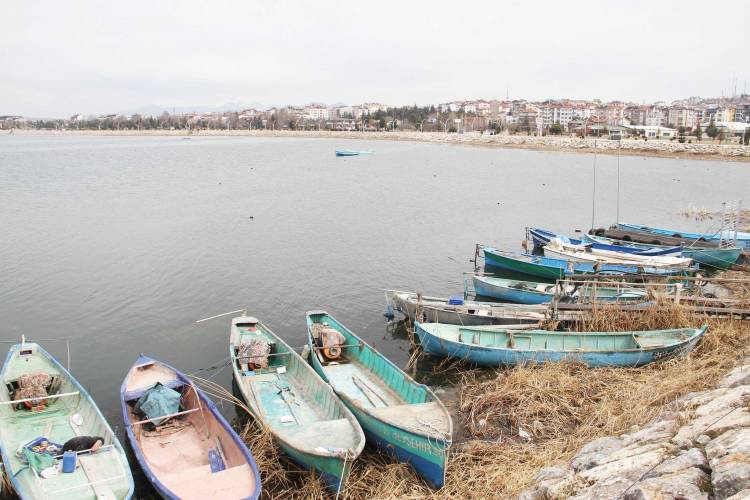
[520,361,750,499]
[9,129,750,161]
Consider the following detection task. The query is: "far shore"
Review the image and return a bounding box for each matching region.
[5,128,750,162]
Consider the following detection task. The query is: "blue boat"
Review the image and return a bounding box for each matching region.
[306,310,452,489]
[472,275,647,304]
[582,233,742,270]
[121,355,261,500]
[414,322,708,368]
[483,247,691,280]
[617,222,750,250]
[335,150,373,157]
[528,228,681,256]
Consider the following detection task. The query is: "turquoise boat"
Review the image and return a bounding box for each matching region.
[306,310,452,489]
[482,248,690,280]
[582,233,742,270]
[0,341,134,500]
[415,323,708,368]
[472,275,647,305]
[230,315,365,493]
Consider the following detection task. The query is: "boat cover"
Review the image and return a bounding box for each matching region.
[135,383,181,426]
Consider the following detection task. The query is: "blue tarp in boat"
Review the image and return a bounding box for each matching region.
[134,382,181,426]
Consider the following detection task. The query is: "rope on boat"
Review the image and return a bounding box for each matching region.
[335,453,347,500]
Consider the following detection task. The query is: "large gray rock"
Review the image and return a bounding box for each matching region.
[721,364,750,389]
[571,436,624,471]
[712,457,750,499]
[705,427,750,499]
[578,443,672,483]
[623,418,680,447]
[622,467,710,500]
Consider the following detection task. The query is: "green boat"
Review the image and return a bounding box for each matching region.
[230,315,365,493]
[306,310,452,489]
[0,340,134,500]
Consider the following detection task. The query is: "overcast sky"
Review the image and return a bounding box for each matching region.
[2,0,748,117]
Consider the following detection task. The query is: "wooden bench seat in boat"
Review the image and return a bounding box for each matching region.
[157,463,255,500]
[369,402,451,435]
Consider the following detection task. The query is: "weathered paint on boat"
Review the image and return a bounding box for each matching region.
[482,248,689,280]
[388,290,546,325]
[121,355,261,500]
[472,275,647,305]
[617,223,750,249]
[543,239,695,270]
[415,323,707,368]
[306,311,452,489]
[582,233,742,270]
[229,316,364,492]
[0,342,134,500]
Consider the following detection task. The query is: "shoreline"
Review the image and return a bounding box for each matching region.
[5,128,750,162]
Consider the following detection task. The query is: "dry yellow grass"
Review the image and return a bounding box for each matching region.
[238,306,749,499]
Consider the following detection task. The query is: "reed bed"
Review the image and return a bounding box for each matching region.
[230,306,749,499]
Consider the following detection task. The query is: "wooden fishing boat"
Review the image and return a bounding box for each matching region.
[472,275,647,305]
[306,311,452,489]
[543,238,695,270]
[121,355,261,500]
[617,222,750,249]
[482,247,690,280]
[414,323,708,368]
[229,315,365,493]
[387,289,547,325]
[528,228,681,256]
[582,233,742,270]
[0,340,134,500]
[335,150,373,157]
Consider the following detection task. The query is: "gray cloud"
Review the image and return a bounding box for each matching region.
[2,0,747,117]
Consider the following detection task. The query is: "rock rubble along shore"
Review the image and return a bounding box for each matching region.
[9,129,750,161]
[520,361,750,499]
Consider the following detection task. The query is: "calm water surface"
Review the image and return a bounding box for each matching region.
[1,134,747,492]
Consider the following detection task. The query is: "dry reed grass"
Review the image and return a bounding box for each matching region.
[234,306,749,499]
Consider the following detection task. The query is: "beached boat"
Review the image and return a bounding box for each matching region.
[229,315,364,492]
[472,275,647,304]
[617,222,750,249]
[482,248,689,280]
[528,228,681,256]
[0,340,134,500]
[335,150,373,157]
[414,323,707,368]
[121,355,261,500]
[543,238,695,270]
[388,290,547,325]
[582,233,742,270]
[306,311,452,489]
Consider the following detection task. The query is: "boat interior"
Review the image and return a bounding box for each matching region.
[230,320,361,453]
[308,313,451,437]
[124,360,256,500]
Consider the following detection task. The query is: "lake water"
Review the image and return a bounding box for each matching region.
[1,134,747,492]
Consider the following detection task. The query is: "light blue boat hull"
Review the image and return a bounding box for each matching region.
[473,278,551,304]
[415,323,707,368]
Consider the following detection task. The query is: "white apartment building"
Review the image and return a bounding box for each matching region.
[667,108,698,129]
[304,105,329,120]
[542,107,573,128]
[644,106,665,127]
